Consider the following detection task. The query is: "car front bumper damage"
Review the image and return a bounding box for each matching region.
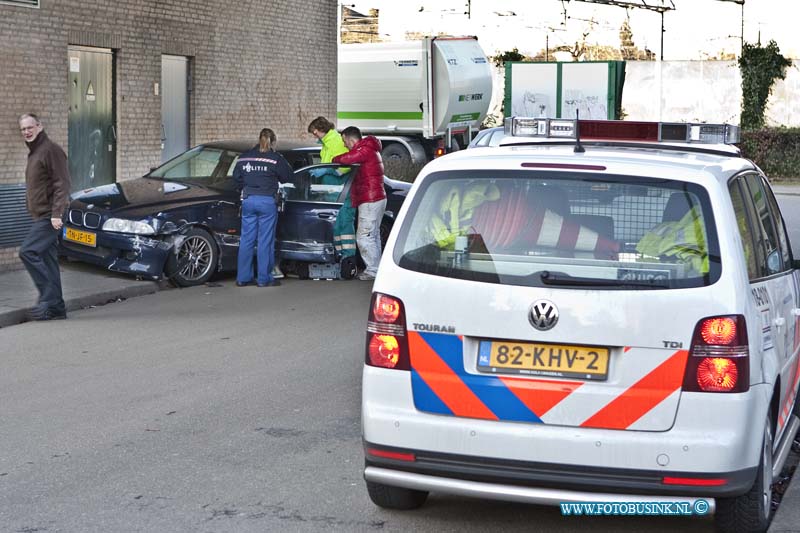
[60,226,177,280]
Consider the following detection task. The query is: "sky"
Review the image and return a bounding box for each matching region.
[343,0,797,60]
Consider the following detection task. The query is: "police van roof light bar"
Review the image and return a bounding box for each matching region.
[574,110,585,154]
[504,117,576,138]
[505,117,741,145]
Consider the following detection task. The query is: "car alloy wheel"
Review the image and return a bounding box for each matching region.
[167,227,219,286]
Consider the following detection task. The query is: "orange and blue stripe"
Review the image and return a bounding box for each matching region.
[410,332,580,423]
[409,331,687,430]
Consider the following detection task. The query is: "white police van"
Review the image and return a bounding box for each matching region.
[361,118,800,532]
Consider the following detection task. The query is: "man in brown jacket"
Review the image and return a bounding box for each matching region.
[18,113,71,320]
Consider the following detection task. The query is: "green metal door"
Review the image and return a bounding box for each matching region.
[504,61,626,121]
[68,46,115,192]
[161,55,190,162]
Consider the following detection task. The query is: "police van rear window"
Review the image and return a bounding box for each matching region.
[393,170,720,289]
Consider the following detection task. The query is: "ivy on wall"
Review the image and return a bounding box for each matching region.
[739,40,792,130]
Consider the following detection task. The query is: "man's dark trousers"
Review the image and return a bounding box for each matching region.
[19,219,65,314]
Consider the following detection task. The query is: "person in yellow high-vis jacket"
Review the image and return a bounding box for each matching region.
[430,182,501,249]
[308,117,357,261]
[636,205,709,275]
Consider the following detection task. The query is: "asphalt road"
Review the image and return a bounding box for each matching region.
[777,190,800,252]
[2,190,798,533]
[0,276,715,533]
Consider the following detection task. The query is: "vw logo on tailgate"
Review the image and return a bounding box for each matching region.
[529,300,559,331]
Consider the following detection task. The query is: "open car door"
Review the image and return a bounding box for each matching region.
[277,164,358,265]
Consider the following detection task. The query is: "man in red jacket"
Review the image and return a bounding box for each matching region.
[333,127,387,281]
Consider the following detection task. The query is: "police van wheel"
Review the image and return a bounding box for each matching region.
[366,480,428,510]
[715,415,774,533]
[793,383,800,416]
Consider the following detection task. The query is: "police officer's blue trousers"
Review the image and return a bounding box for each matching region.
[237,195,277,285]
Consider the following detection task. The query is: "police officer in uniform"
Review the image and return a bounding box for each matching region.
[233,128,291,287]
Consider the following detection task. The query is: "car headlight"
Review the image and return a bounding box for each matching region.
[102,218,156,235]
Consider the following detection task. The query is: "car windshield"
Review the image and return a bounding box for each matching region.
[470,127,505,148]
[393,170,720,289]
[148,146,240,189]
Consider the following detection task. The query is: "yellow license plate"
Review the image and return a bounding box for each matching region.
[477,340,610,381]
[64,227,97,247]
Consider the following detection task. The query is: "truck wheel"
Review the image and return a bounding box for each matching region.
[382,143,413,179]
[382,143,412,165]
[715,414,774,533]
[166,227,219,287]
[366,480,428,510]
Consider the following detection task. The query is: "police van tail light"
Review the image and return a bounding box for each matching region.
[682,315,749,393]
[366,293,410,370]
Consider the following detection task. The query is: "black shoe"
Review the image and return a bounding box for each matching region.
[258,280,281,287]
[236,281,255,287]
[28,308,67,321]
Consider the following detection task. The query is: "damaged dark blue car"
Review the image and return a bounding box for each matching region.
[59,140,410,286]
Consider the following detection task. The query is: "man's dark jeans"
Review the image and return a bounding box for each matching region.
[19,218,65,313]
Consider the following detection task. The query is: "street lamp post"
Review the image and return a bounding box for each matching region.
[715,0,745,54]
[571,0,675,60]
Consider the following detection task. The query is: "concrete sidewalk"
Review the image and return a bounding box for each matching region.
[0,259,165,328]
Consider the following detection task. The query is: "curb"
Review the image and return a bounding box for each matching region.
[0,282,162,328]
[768,438,800,533]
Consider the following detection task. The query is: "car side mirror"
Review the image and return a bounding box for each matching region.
[792,259,800,270]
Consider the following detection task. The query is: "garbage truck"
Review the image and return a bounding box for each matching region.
[337,36,493,179]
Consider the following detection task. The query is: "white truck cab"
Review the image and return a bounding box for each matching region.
[361,118,800,533]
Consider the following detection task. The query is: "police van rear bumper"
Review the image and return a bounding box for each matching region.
[364,443,756,503]
[361,367,769,500]
[364,465,719,511]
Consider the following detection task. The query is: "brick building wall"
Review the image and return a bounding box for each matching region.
[0,247,22,272]
[0,0,337,271]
